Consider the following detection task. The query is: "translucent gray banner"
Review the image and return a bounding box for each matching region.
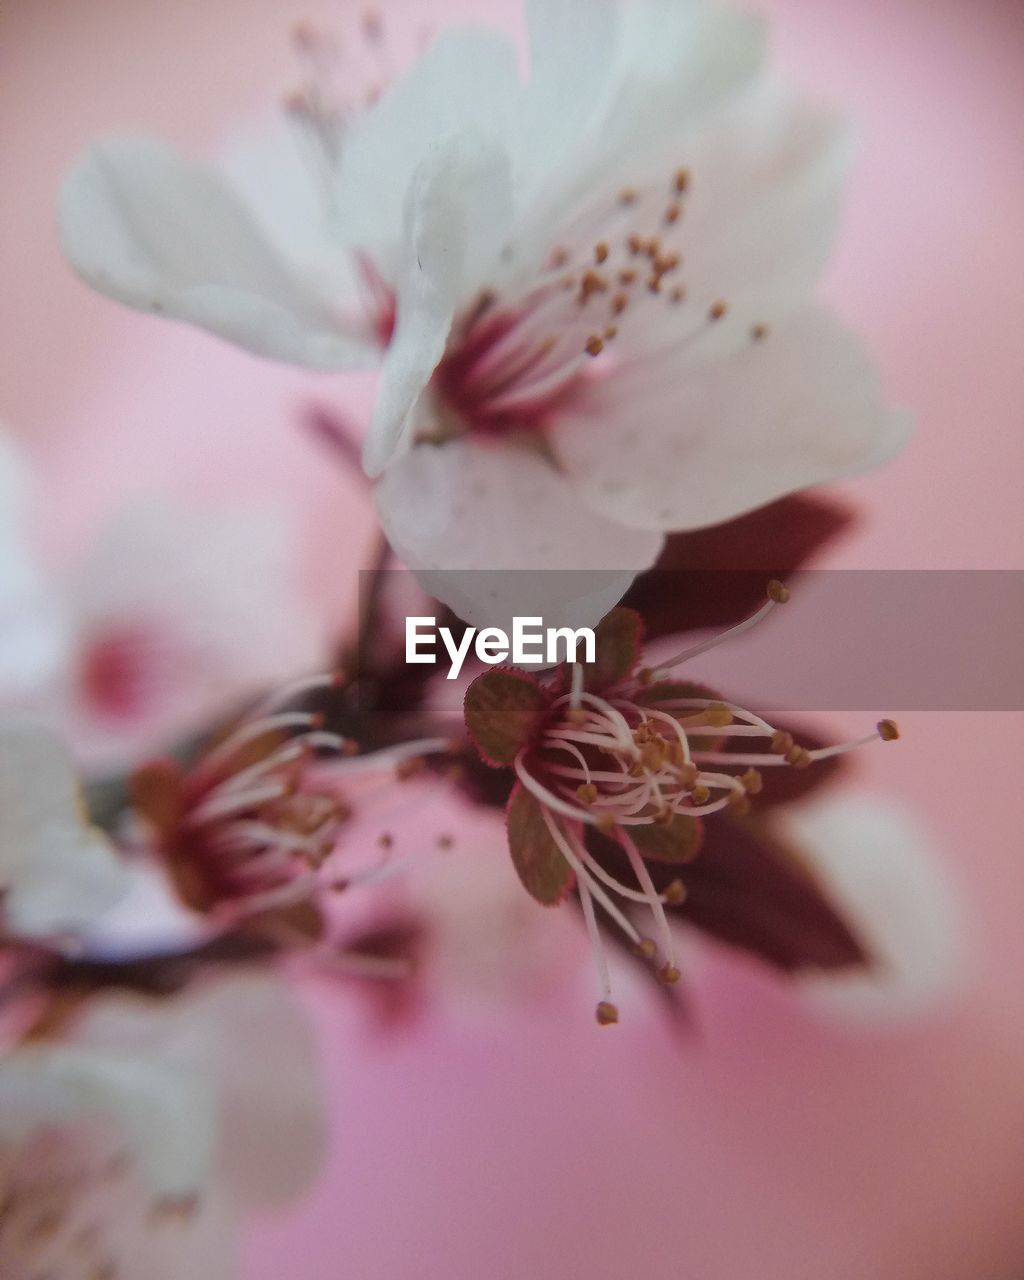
[359,570,1024,711]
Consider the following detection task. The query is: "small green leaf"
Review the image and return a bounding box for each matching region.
[506,784,575,905]
[584,608,643,690]
[629,813,703,863]
[465,669,550,767]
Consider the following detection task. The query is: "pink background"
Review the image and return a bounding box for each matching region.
[2,0,1023,1276]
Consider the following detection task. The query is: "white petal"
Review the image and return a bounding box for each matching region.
[555,308,911,531]
[363,136,514,477]
[785,795,968,1024]
[0,1044,216,1197]
[375,437,662,631]
[555,0,767,197]
[617,88,852,352]
[189,976,325,1208]
[612,1,767,131]
[333,27,521,262]
[76,975,325,1209]
[0,718,128,938]
[518,0,619,199]
[59,500,327,771]
[59,137,372,369]
[0,432,69,694]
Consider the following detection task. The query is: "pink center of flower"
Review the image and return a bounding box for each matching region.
[79,624,172,723]
[426,165,760,442]
[132,674,455,920]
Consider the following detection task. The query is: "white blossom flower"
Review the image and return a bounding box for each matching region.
[0,718,128,940]
[0,435,67,695]
[786,793,968,1023]
[0,974,324,1279]
[59,0,909,624]
[0,433,325,771]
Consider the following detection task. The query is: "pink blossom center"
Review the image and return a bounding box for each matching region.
[78,623,172,723]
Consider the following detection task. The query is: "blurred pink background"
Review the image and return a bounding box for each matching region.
[2,0,1023,1276]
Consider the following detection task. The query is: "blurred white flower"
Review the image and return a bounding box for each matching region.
[0,435,67,695]
[59,0,908,625]
[0,718,128,940]
[786,793,968,1024]
[0,433,325,772]
[0,974,324,1279]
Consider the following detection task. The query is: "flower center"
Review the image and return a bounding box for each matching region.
[427,165,750,442]
[131,674,455,920]
[79,624,174,724]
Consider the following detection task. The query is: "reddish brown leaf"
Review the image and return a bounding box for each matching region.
[506,784,575,906]
[586,816,869,973]
[465,669,550,767]
[629,813,703,863]
[584,608,643,691]
[621,494,855,640]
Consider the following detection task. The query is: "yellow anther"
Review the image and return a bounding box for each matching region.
[585,335,605,357]
[709,300,728,321]
[767,579,790,604]
[633,937,658,961]
[674,167,691,194]
[705,702,734,728]
[770,730,794,755]
[691,784,711,805]
[727,791,752,817]
[677,761,699,788]
[596,1000,620,1026]
[878,719,900,741]
[740,767,764,795]
[657,963,682,986]
[751,322,770,340]
[594,241,610,264]
[664,879,687,905]
[785,745,812,769]
[576,782,599,805]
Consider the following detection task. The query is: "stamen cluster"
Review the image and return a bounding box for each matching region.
[465,586,899,1024]
[128,675,451,920]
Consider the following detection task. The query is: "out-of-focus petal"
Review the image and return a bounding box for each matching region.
[786,794,968,1023]
[0,433,69,694]
[582,1,768,184]
[74,975,325,1209]
[0,718,127,938]
[333,27,520,261]
[59,500,326,772]
[375,435,662,630]
[556,308,911,532]
[0,1045,216,1197]
[518,0,619,200]
[59,137,372,368]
